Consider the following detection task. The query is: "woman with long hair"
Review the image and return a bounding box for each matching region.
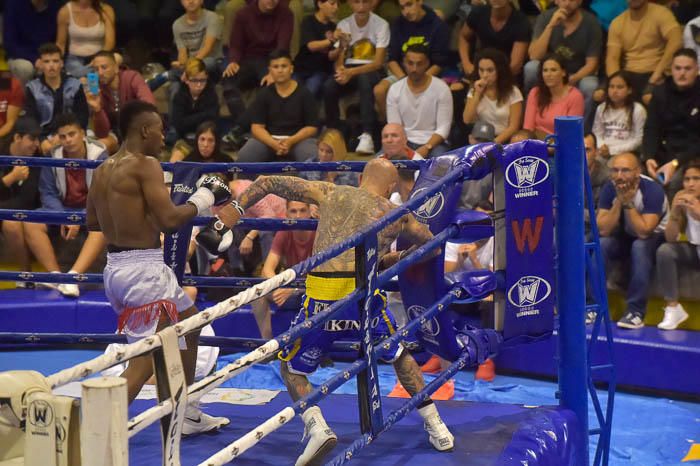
[304,128,359,186]
[592,70,647,158]
[523,54,584,139]
[57,0,115,77]
[463,48,523,144]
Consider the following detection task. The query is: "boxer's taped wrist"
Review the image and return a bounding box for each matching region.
[230,199,245,216]
[187,187,215,215]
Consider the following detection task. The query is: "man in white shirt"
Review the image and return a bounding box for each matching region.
[386,43,452,158]
[322,0,390,154]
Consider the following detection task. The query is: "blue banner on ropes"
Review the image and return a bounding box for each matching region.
[501,140,555,342]
[164,164,201,280]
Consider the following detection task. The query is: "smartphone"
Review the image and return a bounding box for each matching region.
[87,70,100,95]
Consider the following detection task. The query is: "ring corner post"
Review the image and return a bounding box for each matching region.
[553,116,589,466]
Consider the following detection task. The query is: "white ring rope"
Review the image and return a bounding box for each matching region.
[45,268,297,389]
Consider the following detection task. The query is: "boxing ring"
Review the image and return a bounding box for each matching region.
[0,117,613,465]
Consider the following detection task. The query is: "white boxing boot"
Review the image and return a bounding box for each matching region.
[295,406,338,466]
[418,402,454,451]
[182,401,230,436]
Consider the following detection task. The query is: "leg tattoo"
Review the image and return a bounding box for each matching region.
[392,352,426,396]
[281,361,313,401]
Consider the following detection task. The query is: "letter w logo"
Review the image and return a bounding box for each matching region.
[514,160,539,186]
[34,406,48,424]
[518,280,540,305]
[511,217,544,254]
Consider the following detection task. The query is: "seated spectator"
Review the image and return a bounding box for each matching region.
[378,122,422,160]
[526,0,601,115]
[589,0,627,32]
[226,178,287,276]
[386,44,452,157]
[87,50,156,146]
[0,117,42,279]
[0,72,24,139]
[24,43,89,155]
[592,71,647,159]
[655,161,700,330]
[237,50,319,165]
[29,113,109,297]
[605,0,682,100]
[457,0,530,81]
[169,58,219,144]
[171,0,225,77]
[463,48,523,145]
[596,152,668,329]
[373,0,450,119]
[173,121,233,171]
[304,128,360,186]
[293,0,342,98]
[523,54,584,139]
[251,200,315,338]
[683,14,700,61]
[323,0,390,154]
[56,0,116,77]
[643,49,700,195]
[3,0,61,84]
[584,133,610,208]
[221,0,294,147]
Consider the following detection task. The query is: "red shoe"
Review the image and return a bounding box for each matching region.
[421,354,442,373]
[430,380,455,401]
[388,382,411,398]
[475,358,495,382]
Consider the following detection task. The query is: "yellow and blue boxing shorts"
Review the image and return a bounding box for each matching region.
[279,272,404,375]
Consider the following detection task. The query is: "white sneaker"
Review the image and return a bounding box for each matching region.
[657,304,689,330]
[419,404,454,452]
[58,283,80,297]
[182,405,230,436]
[295,407,337,466]
[38,271,61,291]
[355,133,375,154]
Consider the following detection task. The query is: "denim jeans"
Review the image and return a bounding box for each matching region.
[294,71,330,99]
[655,241,700,302]
[323,71,381,133]
[600,231,664,316]
[407,140,450,158]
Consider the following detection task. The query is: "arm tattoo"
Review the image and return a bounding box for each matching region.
[239,176,334,209]
[392,352,426,396]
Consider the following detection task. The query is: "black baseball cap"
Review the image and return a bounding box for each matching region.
[14,116,41,138]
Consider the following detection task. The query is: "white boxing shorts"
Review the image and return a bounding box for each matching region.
[104,248,194,343]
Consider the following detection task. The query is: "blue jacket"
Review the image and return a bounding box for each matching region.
[3,0,60,62]
[39,138,108,212]
[388,7,450,68]
[25,76,88,137]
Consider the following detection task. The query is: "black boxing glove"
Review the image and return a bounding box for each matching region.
[196,217,234,254]
[186,176,232,215]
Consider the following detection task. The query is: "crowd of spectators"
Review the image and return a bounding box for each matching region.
[1,0,700,341]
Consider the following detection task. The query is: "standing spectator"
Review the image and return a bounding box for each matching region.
[169,58,219,144]
[30,113,109,297]
[250,200,315,339]
[3,0,61,84]
[457,0,530,80]
[596,152,668,329]
[171,0,224,76]
[655,161,700,330]
[293,0,342,98]
[303,129,360,186]
[606,0,682,100]
[378,122,420,159]
[386,44,452,157]
[0,72,25,139]
[373,0,450,119]
[323,0,390,154]
[24,43,89,155]
[643,49,700,195]
[236,50,319,165]
[523,54,584,139]
[56,0,116,77]
[463,48,523,145]
[86,50,156,144]
[0,117,42,279]
[592,71,647,159]
[221,0,294,147]
[526,0,602,115]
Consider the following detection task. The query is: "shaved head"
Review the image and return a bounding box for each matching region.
[361,158,399,197]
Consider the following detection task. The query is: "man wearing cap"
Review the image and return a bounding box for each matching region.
[0,116,42,283]
[469,121,496,145]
